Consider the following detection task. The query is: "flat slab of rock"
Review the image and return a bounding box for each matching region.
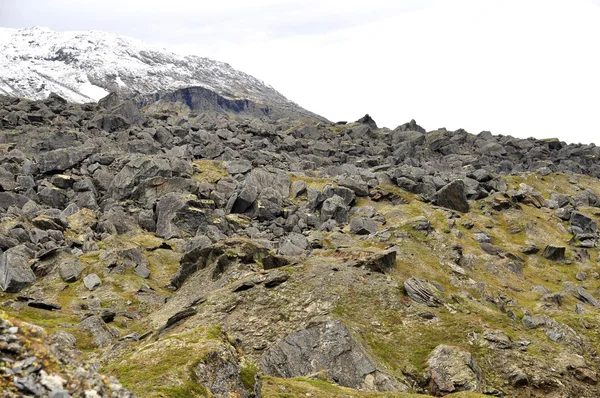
[404,276,443,306]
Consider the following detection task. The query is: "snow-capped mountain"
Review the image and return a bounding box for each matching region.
[0,26,316,118]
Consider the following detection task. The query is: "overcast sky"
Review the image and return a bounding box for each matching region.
[1,0,600,144]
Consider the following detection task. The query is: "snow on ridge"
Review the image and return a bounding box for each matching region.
[0,26,294,107]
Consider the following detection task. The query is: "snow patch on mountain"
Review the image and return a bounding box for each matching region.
[0,26,296,110]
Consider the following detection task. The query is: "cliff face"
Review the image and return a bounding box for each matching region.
[1,93,600,397]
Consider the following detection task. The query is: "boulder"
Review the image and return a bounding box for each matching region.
[427,345,482,396]
[59,259,85,283]
[570,211,597,235]
[83,274,102,291]
[349,216,378,235]
[435,180,469,213]
[403,277,443,306]
[260,319,399,392]
[321,195,349,224]
[291,180,307,198]
[542,245,566,261]
[0,245,35,293]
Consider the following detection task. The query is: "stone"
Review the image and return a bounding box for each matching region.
[83,273,102,291]
[570,211,597,236]
[404,277,443,306]
[542,245,566,261]
[59,259,85,283]
[436,180,469,213]
[260,319,398,391]
[320,195,349,224]
[427,345,482,395]
[349,216,378,235]
[290,180,307,198]
[0,245,35,293]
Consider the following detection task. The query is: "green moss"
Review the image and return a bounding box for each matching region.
[192,160,228,184]
[102,325,224,397]
[240,360,259,391]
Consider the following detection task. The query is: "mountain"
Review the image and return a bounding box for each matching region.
[1,88,600,397]
[0,26,321,120]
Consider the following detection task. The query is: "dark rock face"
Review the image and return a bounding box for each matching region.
[435,180,470,213]
[542,245,566,261]
[260,319,399,392]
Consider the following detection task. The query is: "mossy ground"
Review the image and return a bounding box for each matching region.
[192,160,228,184]
[261,376,488,398]
[101,325,223,397]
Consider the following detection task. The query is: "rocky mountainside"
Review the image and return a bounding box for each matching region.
[0,27,321,120]
[1,92,600,397]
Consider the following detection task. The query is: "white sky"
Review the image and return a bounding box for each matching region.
[1,0,600,143]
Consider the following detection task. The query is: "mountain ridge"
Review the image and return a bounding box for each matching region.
[0,26,322,120]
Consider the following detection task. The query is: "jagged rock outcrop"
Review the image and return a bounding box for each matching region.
[260,319,401,392]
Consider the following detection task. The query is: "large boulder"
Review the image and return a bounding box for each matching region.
[0,245,35,293]
[435,180,469,213]
[155,193,212,239]
[427,345,482,396]
[321,195,349,224]
[260,319,400,392]
[570,211,597,235]
[36,147,94,174]
[349,216,378,235]
[59,259,85,283]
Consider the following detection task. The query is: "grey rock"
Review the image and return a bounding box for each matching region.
[59,259,85,283]
[0,245,35,293]
[436,180,469,213]
[349,216,378,235]
[404,276,443,306]
[427,345,482,395]
[320,195,349,224]
[260,319,399,391]
[83,273,102,290]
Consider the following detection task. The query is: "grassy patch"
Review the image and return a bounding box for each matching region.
[101,325,224,397]
[192,160,228,184]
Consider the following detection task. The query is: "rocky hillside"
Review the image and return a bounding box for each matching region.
[0,27,320,120]
[0,311,133,397]
[1,92,600,397]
